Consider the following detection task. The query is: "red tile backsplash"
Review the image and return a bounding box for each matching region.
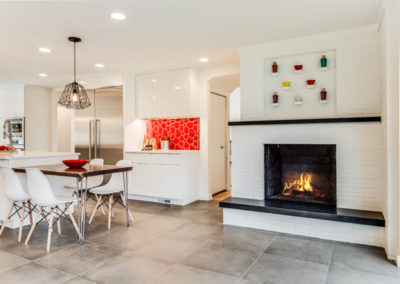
[146,118,200,150]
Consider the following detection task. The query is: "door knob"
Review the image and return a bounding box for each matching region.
[220,145,224,149]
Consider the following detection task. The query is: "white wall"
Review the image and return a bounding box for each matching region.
[230,88,240,121]
[239,25,382,120]
[0,84,24,145]
[24,85,51,151]
[380,0,400,265]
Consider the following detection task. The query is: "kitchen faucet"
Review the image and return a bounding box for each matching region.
[2,119,13,152]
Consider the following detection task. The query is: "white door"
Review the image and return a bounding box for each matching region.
[210,93,227,195]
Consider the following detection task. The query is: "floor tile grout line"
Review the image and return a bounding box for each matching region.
[237,234,278,281]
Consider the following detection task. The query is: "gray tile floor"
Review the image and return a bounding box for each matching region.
[0,200,398,284]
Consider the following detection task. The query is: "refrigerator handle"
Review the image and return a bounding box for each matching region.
[94,119,97,158]
[89,120,93,161]
[97,119,101,158]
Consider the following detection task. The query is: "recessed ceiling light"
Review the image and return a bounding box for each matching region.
[151,79,157,83]
[199,57,209,62]
[38,47,51,53]
[110,12,126,21]
[38,73,48,77]
[174,86,181,90]
[95,63,105,68]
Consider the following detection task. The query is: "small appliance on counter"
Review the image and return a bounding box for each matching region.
[161,136,170,151]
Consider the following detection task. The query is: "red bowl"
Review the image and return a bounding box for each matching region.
[62,159,88,168]
[0,145,5,151]
[306,79,316,85]
[294,65,303,70]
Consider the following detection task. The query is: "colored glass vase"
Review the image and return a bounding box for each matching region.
[320,88,327,101]
[321,55,327,68]
[272,92,278,103]
[272,62,278,73]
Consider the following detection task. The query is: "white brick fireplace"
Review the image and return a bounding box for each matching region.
[225,121,385,246]
[231,122,383,211]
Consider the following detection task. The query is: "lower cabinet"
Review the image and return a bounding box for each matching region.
[130,163,161,197]
[125,152,199,205]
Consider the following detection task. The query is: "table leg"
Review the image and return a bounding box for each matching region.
[123,171,130,227]
[75,178,82,244]
[81,177,88,241]
[75,177,88,245]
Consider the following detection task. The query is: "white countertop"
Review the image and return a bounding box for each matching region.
[126,150,199,154]
[0,151,79,160]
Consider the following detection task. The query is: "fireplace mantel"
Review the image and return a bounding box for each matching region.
[228,116,381,126]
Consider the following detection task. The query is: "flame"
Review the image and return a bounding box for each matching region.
[282,173,313,196]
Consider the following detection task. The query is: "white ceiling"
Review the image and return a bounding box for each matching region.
[0,0,382,88]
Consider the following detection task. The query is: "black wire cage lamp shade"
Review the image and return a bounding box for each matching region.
[58,37,91,109]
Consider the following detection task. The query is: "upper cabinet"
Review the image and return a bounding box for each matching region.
[136,68,195,118]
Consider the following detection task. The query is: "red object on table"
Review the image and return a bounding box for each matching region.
[62,159,89,168]
[0,146,5,151]
[294,65,303,70]
[306,79,316,85]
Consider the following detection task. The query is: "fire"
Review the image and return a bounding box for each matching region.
[282,173,313,196]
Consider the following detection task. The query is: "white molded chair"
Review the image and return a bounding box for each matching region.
[89,160,133,229]
[0,168,33,242]
[25,169,80,252]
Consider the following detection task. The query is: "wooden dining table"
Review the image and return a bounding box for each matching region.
[13,164,133,245]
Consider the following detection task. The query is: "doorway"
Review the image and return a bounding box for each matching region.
[208,74,240,201]
[210,92,227,196]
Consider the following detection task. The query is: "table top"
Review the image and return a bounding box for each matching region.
[13,164,133,179]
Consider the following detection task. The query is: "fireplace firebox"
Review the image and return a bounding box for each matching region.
[264,144,336,207]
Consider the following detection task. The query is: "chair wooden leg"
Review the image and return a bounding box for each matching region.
[108,195,113,230]
[56,207,61,235]
[67,203,80,238]
[0,203,14,236]
[95,194,106,216]
[18,203,26,242]
[47,209,53,252]
[27,201,33,226]
[89,195,102,224]
[25,206,43,245]
[120,193,134,222]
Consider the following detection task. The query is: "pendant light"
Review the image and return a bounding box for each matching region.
[58,37,91,109]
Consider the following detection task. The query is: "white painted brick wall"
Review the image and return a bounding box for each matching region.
[239,27,381,120]
[224,208,385,247]
[231,122,383,211]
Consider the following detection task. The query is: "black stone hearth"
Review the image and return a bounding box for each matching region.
[264,144,336,207]
[219,197,385,227]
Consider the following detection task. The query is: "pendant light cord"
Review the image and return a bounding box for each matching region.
[74,41,76,82]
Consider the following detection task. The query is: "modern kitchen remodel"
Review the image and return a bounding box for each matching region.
[0,1,400,283]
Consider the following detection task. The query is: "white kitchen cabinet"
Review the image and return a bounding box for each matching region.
[135,68,194,118]
[152,72,172,117]
[125,151,199,205]
[160,164,184,199]
[170,68,192,117]
[135,74,154,118]
[130,162,161,197]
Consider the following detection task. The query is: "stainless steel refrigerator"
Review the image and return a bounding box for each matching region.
[74,86,123,164]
